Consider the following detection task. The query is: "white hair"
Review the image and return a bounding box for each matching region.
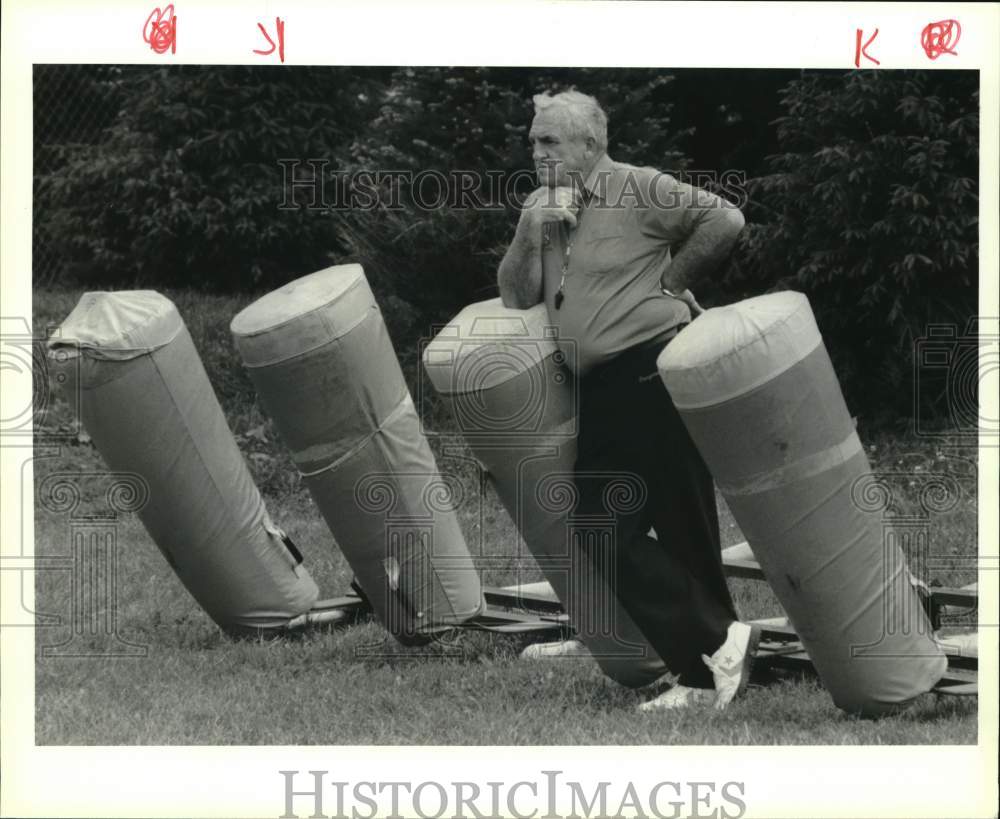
[532,90,608,153]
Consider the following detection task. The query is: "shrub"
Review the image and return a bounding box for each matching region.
[35,66,389,291]
[730,70,978,420]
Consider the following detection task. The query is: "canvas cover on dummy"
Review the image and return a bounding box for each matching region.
[47,291,320,635]
[423,298,667,687]
[657,291,946,716]
[231,264,484,643]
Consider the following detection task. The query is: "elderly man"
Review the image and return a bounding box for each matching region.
[498,89,755,711]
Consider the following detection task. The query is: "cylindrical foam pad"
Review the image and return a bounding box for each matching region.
[423,298,667,687]
[231,265,484,641]
[658,291,946,716]
[47,291,319,634]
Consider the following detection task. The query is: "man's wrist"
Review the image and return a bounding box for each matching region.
[516,212,542,246]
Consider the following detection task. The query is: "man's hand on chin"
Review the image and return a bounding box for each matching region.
[523,185,581,228]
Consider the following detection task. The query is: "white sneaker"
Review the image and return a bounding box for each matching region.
[638,685,714,712]
[701,621,761,710]
[520,639,591,660]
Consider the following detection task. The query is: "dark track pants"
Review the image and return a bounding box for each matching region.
[573,339,738,688]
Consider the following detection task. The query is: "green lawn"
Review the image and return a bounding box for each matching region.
[31,287,979,745]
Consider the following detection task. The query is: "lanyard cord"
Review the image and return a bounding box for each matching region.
[555,218,576,310]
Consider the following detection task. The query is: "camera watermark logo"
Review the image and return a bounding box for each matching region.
[913,318,999,442]
[418,316,578,441]
[0,317,81,443]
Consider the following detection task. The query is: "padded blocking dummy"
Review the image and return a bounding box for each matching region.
[658,291,946,716]
[423,298,667,687]
[231,265,483,641]
[47,291,319,634]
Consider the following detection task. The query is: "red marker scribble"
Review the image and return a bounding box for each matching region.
[254,17,285,63]
[143,5,177,54]
[921,19,961,60]
[854,27,880,67]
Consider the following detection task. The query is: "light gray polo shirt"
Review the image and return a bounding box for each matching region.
[540,152,731,376]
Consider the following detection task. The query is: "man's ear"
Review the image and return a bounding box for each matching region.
[584,136,597,157]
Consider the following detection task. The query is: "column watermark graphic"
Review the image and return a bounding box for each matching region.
[849,465,986,657]
[32,471,150,657]
[350,470,472,657]
[1,317,148,656]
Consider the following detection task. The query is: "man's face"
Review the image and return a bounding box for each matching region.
[529,108,595,189]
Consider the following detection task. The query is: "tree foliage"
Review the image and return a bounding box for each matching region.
[731,70,978,417]
[335,67,691,323]
[34,66,979,421]
[36,66,389,291]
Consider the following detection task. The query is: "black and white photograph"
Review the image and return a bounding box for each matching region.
[2,2,997,818]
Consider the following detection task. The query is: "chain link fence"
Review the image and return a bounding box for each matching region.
[33,65,126,286]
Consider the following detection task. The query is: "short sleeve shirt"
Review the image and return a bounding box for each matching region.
[540,153,725,376]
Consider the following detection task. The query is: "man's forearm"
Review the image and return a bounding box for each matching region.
[498,220,543,309]
[661,206,745,293]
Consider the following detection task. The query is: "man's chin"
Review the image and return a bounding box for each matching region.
[536,168,559,188]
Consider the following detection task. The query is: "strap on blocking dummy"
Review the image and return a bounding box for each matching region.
[658,291,947,716]
[231,265,485,643]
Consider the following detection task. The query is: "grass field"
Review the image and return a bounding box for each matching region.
[31,287,979,745]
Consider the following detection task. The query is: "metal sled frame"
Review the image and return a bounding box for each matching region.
[718,544,979,696]
[285,542,978,698]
